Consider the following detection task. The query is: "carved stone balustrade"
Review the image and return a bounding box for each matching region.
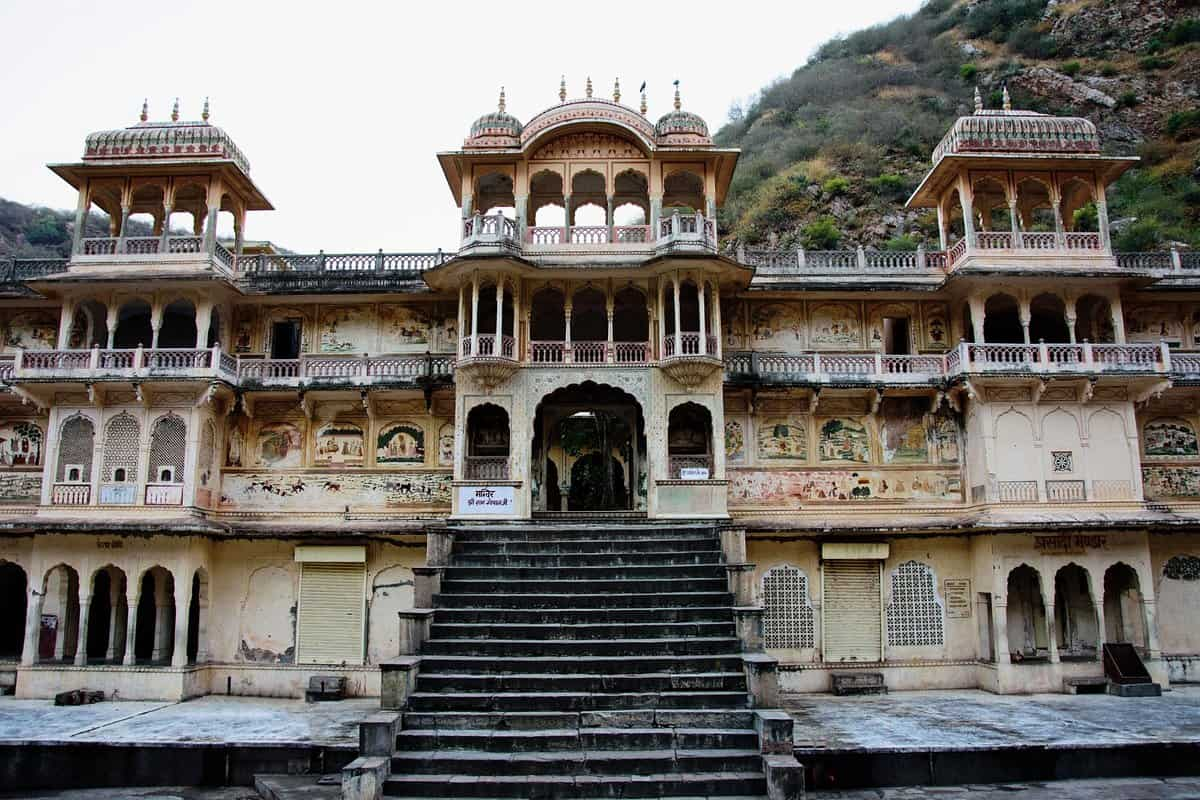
[12,346,237,383]
[456,334,518,388]
[236,353,454,390]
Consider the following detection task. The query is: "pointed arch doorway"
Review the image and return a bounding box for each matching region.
[532,382,645,514]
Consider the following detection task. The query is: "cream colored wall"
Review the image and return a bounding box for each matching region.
[1149,533,1200,655]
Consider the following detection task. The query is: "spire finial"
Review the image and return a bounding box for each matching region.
[973,85,982,114]
[640,90,647,116]
[1002,85,1012,111]
[673,80,681,111]
[613,77,620,103]
[139,99,148,123]
[202,96,210,122]
[498,86,506,113]
[586,76,593,99]
[171,97,180,122]
[559,75,566,104]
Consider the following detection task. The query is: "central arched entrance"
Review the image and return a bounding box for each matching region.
[532,382,645,513]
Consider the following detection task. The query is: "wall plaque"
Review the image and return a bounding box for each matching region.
[1033,534,1108,555]
[943,578,971,619]
[458,485,515,514]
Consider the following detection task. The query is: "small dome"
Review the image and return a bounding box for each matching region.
[469,110,522,140]
[656,109,708,138]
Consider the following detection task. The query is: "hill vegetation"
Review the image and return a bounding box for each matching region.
[714,0,1200,252]
[0,198,156,259]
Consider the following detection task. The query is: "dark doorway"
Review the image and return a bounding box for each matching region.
[0,563,27,659]
[186,572,200,664]
[271,320,302,359]
[882,317,910,355]
[86,571,112,662]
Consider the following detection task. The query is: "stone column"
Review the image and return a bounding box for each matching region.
[105,305,118,349]
[1009,201,1022,248]
[992,600,1010,665]
[152,578,171,662]
[106,577,122,662]
[159,204,173,252]
[74,593,91,666]
[20,583,44,666]
[697,281,708,356]
[959,187,976,248]
[494,281,504,349]
[606,195,615,242]
[1042,573,1060,664]
[53,576,70,661]
[1109,294,1126,344]
[115,206,131,254]
[672,278,682,356]
[1094,602,1107,663]
[71,184,90,255]
[1096,186,1112,252]
[1019,298,1032,345]
[936,203,947,250]
[171,573,191,668]
[564,305,573,362]
[150,303,163,349]
[57,301,77,349]
[712,287,723,359]
[969,295,986,344]
[1065,295,1078,344]
[649,194,663,239]
[195,302,214,349]
[515,195,528,237]
[469,279,479,354]
[123,586,138,665]
[563,194,572,242]
[1143,596,1162,661]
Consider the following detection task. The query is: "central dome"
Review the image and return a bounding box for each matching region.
[655,86,711,144]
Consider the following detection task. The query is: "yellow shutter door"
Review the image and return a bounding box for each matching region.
[823,560,882,663]
[297,562,365,665]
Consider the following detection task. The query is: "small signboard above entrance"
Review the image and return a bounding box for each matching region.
[680,467,710,480]
[459,485,515,514]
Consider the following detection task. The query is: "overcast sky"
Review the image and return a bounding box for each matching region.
[0,0,925,253]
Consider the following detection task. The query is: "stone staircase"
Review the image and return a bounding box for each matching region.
[349,523,800,799]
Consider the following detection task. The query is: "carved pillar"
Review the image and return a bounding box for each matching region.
[993,600,1010,665]
[469,278,479,353]
[115,206,131,253]
[494,279,504,349]
[1009,201,1022,248]
[672,277,682,356]
[20,583,44,666]
[1096,185,1112,252]
[936,203,948,251]
[159,204,173,252]
[515,194,528,237]
[1109,294,1126,344]
[1065,295,1078,344]
[697,281,708,356]
[195,302,214,349]
[74,593,91,666]
[150,303,163,349]
[563,193,572,241]
[171,572,191,668]
[152,577,171,662]
[606,195,614,242]
[712,287,723,359]
[106,576,122,661]
[1042,573,1060,664]
[123,585,138,665]
[71,183,90,255]
[1019,297,1032,345]
[968,295,986,344]
[57,300,77,349]
[649,194,663,239]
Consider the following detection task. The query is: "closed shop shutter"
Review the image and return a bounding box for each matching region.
[823,559,882,663]
[297,562,365,665]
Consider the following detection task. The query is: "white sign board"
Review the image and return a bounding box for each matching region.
[458,485,515,514]
[680,467,710,480]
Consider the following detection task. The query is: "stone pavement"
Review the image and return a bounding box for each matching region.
[0,695,375,746]
[784,686,1200,751]
[819,776,1200,798]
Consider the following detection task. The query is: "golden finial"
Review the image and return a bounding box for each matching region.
[613,78,621,103]
[673,80,681,111]
[1002,85,1012,111]
[559,75,567,103]
[498,86,506,113]
[202,97,210,122]
[586,76,593,99]
[171,98,180,122]
[139,99,148,123]
[973,86,982,114]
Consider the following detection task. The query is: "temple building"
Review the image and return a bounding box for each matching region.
[1,80,1199,726]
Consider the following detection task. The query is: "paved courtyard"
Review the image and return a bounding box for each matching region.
[818,776,1200,798]
[785,686,1200,751]
[0,695,375,747]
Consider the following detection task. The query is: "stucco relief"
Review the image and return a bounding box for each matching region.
[729,468,961,505]
[220,471,452,510]
[0,472,41,504]
[1125,305,1181,344]
[923,302,950,350]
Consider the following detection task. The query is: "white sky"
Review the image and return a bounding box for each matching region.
[0,0,925,253]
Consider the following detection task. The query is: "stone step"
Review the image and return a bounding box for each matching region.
[433,592,735,609]
[390,748,763,776]
[415,671,747,694]
[399,709,757,732]
[422,637,743,658]
[394,727,760,753]
[453,537,718,555]
[432,606,736,625]
[450,550,724,568]
[383,771,767,798]
[442,564,726,580]
[439,577,730,595]
[405,691,751,712]
[428,621,737,640]
[418,654,746,675]
[449,527,717,542]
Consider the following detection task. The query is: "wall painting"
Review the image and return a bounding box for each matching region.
[314,422,366,465]
[725,419,746,464]
[377,421,425,464]
[756,417,808,461]
[1143,418,1199,458]
[750,303,804,347]
[258,422,304,467]
[880,398,929,464]
[808,303,861,348]
[819,418,870,463]
[729,468,960,505]
[437,423,455,467]
[932,414,960,465]
[319,306,373,353]
[379,305,431,349]
[221,471,452,510]
[1142,465,1200,498]
[5,311,58,351]
[0,421,43,466]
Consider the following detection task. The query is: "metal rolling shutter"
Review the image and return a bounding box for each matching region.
[823,560,882,663]
[297,562,365,665]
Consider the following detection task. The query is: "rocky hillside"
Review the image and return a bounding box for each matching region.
[715,0,1200,252]
[0,198,158,259]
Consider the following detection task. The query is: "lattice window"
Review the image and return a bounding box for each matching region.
[886,560,945,647]
[198,421,216,487]
[1051,451,1074,473]
[762,565,815,649]
[1164,555,1200,581]
[56,415,95,482]
[149,415,186,483]
[101,413,141,482]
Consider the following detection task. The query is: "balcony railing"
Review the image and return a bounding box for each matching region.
[464,456,510,480]
[51,484,90,506]
[237,353,454,386]
[78,235,234,269]
[13,346,238,382]
[239,250,452,293]
[527,341,652,365]
[145,483,184,506]
[662,334,719,359]
[461,334,516,360]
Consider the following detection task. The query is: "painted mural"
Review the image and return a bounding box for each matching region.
[221,471,452,510]
[880,398,929,464]
[1126,306,1182,344]
[0,421,43,466]
[379,305,431,349]
[233,310,257,353]
[5,311,58,351]
[1142,465,1200,498]
[314,422,366,465]
[725,420,746,464]
[924,303,949,349]
[320,306,373,353]
[757,417,809,460]
[258,422,304,467]
[722,299,746,349]
[819,418,870,463]
[377,421,425,464]
[808,303,861,348]
[932,414,960,464]
[729,469,961,505]
[0,472,42,505]
[437,423,454,466]
[750,303,804,347]
[1143,418,1200,458]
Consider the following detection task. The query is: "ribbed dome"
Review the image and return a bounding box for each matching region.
[84,119,251,175]
[469,110,523,140]
[933,109,1100,164]
[656,109,708,138]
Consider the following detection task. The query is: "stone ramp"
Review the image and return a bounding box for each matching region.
[382,524,771,799]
